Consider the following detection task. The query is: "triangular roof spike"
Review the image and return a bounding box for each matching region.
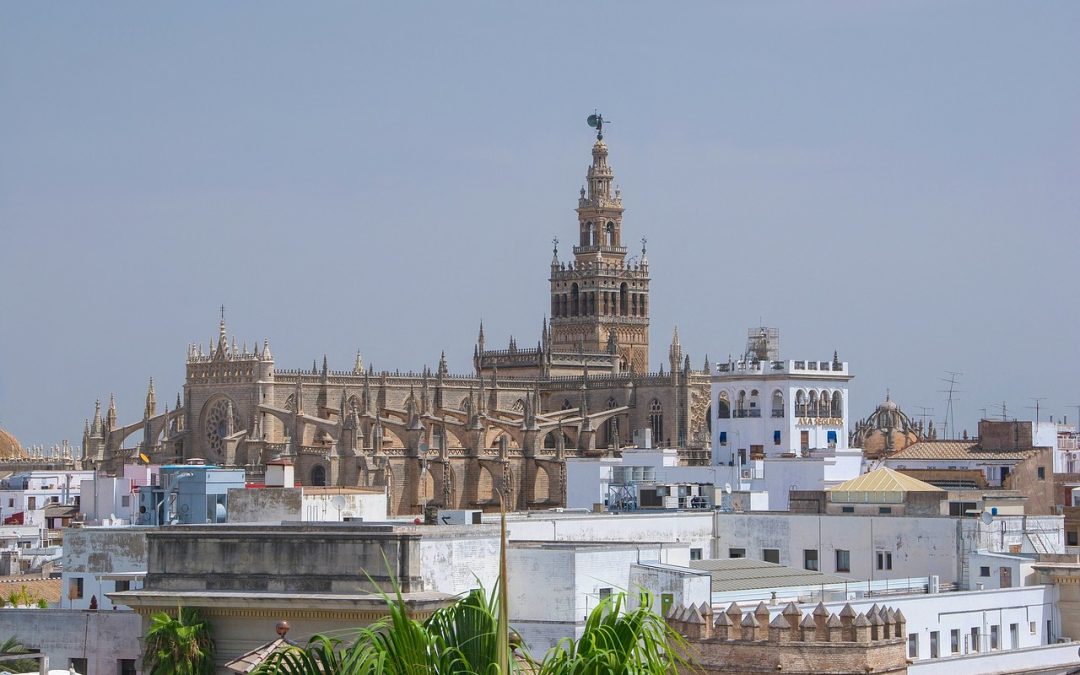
[714,611,732,627]
[666,603,681,620]
[826,613,843,628]
[754,601,770,615]
[769,614,788,629]
[740,613,758,627]
[869,612,884,626]
[839,603,857,618]
[799,614,816,628]
[854,613,871,627]
[813,602,828,616]
[687,605,705,624]
[782,602,800,616]
[726,602,742,617]
[893,609,906,623]
[698,601,712,617]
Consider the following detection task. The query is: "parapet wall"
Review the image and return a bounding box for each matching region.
[667,600,908,674]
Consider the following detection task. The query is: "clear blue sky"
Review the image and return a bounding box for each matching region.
[2,2,1078,446]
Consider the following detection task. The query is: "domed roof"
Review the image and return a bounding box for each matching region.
[0,427,28,460]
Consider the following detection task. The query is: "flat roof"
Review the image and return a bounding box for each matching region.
[689,558,856,593]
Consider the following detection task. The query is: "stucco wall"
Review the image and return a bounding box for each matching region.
[0,608,141,674]
[62,527,149,610]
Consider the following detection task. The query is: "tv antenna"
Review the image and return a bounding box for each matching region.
[914,406,935,427]
[1026,397,1047,426]
[938,371,962,440]
[586,111,609,140]
[989,400,1008,421]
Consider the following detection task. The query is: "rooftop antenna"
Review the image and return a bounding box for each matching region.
[914,406,935,427]
[1026,397,1047,426]
[989,401,1008,421]
[938,371,962,439]
[586,111,608,140]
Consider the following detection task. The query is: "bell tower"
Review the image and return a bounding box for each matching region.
[549,114,651,373]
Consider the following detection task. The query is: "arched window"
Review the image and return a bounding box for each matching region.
[649,399,664,445]
[772,390,784,418]
[808,391,818,418]
[583,221,594,247]
[605,221,615,246]
[619,283,628,315]
[796,390,807,417]
[311,465,327,487]
[717,392,730,419]
[818,391,830,417]
[736,390,747,417]
[831,391,843,418]
[571,283,580,316]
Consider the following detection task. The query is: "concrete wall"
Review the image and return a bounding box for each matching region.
[907,641,1080,675]
[508,542,690,653]
[504,512,713,557]
[713,512,961,584]
[627,562,712,611]
[419,532,499,596]
[0,608,141,674]
[62,527,148,610]
[226,487,303,522]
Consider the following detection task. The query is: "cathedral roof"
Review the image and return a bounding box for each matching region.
[0,427,27,460]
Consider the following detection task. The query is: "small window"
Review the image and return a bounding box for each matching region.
[930,631,940,659]
[803,549,819,571]
[971,627,980,652]
[1030,621,1036,635]
[729,548,746,559]
[121,495,131,508]
[827,430,837,444]
[690,548,703,561]
[1038,467,1046,480]
[1010,623,1018,649]
[841,506,854,513]
[877,551,893,570]
[115,580,130,592]
[119,659,137,675]
[835,549,851,573]
[908,633,919,658]
[878,506,892,514]
[773,430,782,445]
[71,659,88,674]
[980,566,991,577]
[6,499,11,508]
[763,549,780,564]
[990,624,1000,650]
[598,587,612,601]
[718,432,727,445]
[951,628,960,653]
[1069,531,1078,547]
[69,577,84,600]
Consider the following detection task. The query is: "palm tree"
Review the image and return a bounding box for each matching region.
[0,636,41,673]
[143,607,216,675]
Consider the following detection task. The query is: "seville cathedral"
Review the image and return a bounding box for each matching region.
[77,128,716,515]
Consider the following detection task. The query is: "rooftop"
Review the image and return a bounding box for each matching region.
[688,558,855,593]
[828,467,943,494]
[888,441,1035,461]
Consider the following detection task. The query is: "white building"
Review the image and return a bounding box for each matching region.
[508,541,691,652]
[0,470,95,526]
[79,464,159,525]
[61,527,148,611]
[711,510,1064,590]
[566,448,721,512]
[711,328,854,468]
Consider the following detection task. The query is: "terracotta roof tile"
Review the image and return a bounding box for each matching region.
[888,441,1034,461]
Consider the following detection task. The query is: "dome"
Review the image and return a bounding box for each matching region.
[0,427,28,460]
[851,395,921,460]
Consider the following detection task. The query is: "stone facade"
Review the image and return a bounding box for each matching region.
[667,600,908,674]
[81,131,713,516]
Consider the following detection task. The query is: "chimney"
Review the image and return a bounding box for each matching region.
[265,459,295,488]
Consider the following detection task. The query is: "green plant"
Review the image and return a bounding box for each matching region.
[0,636,41,672]
[255,494,692,674]
[36,598,47,609]
[143,606,215,675]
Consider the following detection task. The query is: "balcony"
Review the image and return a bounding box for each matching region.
[733,409,762,418]
[771,408,785,418]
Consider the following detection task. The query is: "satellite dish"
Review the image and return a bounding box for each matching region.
[980,511,993,525]
[332,495,348,510]
[724,483,732,495]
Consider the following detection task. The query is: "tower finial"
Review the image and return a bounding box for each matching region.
[586,111,606,141]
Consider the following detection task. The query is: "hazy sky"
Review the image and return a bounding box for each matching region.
[2,3,1078,447]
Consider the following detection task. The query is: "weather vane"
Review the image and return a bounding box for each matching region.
[586,111,608,140]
